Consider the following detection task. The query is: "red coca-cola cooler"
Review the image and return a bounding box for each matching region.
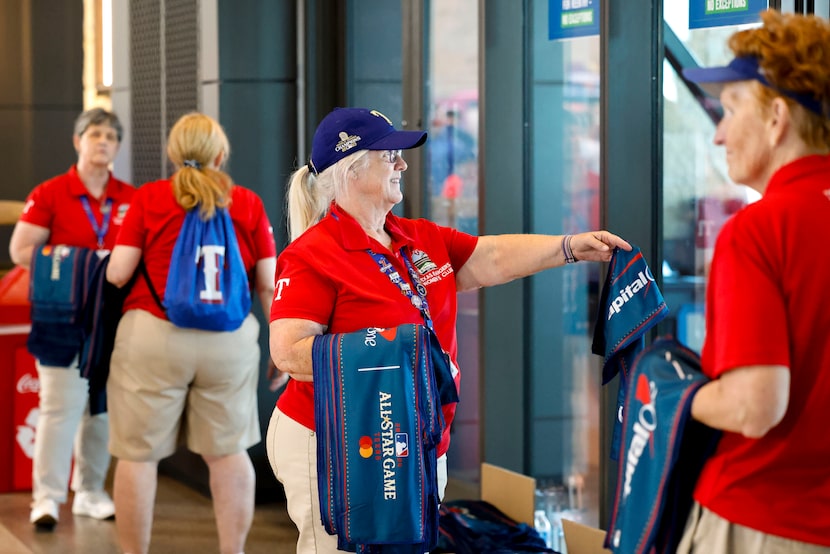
[0,265,37,492]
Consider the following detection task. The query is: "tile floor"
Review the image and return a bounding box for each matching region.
[0,473,298,554]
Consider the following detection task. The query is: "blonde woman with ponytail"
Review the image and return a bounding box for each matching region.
[166,112,233,218]
[106,112,277,554]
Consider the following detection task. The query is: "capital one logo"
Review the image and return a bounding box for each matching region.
[623,374,657,498]
[607,266,656,320]
[363,327,399,347]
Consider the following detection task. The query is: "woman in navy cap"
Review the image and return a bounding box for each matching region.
[266,106,630,552]
[680,10,830,553]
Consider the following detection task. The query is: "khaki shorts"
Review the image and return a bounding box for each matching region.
[677,502,830,554]
[108,309,261,461]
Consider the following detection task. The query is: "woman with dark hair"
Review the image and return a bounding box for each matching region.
[10,107,132,529]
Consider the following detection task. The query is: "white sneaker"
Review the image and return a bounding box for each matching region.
[30,498,59,529]
[72,490,116,520]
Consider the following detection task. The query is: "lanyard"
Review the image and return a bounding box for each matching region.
[367,248,434,332]
[79,196,113,249]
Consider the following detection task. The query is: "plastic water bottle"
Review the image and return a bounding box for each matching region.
[551,513,567,553]
[534,509,552,548]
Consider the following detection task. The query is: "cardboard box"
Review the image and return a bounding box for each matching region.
[562,519,609,554]
[480,462,536,525]
[480,463,610,554]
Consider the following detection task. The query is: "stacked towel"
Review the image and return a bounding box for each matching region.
[604,337,720,554]
[313,324,457,553]
[27,245,104,367]
[27,245,126,414]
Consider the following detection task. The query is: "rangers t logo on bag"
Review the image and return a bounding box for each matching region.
[164,207,250,331]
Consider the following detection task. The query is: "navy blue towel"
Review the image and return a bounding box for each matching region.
[78,255,131,415]
[435,500,555,554]
[605,337,720,554]
[28,245,103,366]
[592,246,669,460]
[312,324,457,553]
[28,245,128,415]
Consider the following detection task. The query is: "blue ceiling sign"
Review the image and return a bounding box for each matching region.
[549,0,600,40]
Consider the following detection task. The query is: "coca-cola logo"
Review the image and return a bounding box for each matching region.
[16,373,40,394]
[17,407,38,459]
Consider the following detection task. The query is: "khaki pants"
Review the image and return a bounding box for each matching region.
[32,359,111,504]
[266,406,448,553]
[677,502,830,554]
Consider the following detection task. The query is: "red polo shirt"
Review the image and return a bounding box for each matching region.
[115,179,276,319]
[19,165,134,250]
[696,154,830,546]
[271,204,478,456]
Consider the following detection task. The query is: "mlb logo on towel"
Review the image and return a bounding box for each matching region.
[396,433,409,457]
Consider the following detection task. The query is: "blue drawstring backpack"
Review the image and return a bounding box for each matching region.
[164,206,250,331]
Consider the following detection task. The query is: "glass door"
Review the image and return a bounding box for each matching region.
[424,0,481,487]
[527,0,602,526]
[661,2,762,352]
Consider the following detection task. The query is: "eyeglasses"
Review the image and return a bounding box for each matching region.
[380,149,403,164]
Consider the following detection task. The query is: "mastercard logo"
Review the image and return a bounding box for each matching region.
[359,436,373,458]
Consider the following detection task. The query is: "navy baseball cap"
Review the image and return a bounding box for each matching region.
[308,108,427,175]
[683,56,823,116]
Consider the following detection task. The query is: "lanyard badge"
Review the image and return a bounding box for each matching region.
[368,248,433,331]
[80,196,114,249]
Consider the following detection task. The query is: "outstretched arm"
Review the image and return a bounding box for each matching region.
[455,231,631,291]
